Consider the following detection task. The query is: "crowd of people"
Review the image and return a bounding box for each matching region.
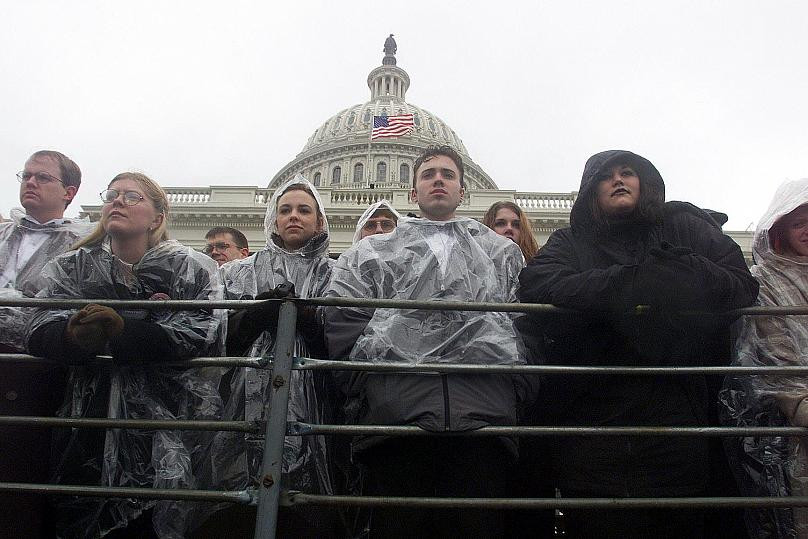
[0,145,803,538]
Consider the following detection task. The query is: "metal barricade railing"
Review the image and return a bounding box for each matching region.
[0,297,806,538]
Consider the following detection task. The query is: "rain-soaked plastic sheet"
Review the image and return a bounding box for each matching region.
[0,208,93,351]
[331,216,526,366]
[720,178,808,539]
[27,238,226,538]
[199,176,337,530]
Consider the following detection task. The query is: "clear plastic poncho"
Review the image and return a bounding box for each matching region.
[351,199,402,244]
[207,175,335,507]
[329,216,526,365]
[720,178,808,538]
[27,238,226,539]
[0,208,93,351]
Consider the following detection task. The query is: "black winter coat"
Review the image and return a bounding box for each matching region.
[517,150,758,496]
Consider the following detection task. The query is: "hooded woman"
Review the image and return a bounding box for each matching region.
[26,172,226,538]
[517,150,758,538]
[721,178,808,538]
[196,175,338,538]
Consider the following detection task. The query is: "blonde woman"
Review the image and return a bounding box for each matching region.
[27,172,225,538]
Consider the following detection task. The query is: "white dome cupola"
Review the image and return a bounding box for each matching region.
[367,34,410,100]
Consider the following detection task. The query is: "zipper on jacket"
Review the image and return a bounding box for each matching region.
[441,374,450,431]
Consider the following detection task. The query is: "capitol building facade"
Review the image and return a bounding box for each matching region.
[82,36,752,260]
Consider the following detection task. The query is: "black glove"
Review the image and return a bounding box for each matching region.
[246,282,296,328]
[227,282,296,355]
[632,243,708,311]
[649,241,694,262]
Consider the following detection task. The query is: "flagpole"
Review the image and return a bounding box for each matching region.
[366,117,373,189]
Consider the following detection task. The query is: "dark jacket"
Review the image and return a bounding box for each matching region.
[325,217,534,456]
[517,150,759,496]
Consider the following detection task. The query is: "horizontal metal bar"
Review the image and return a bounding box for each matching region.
[0,297,802,316]
[287,422,808,437]
[294,357,808,376]
[0,482,256,504]
[0,298,274,310]
[285,492,808,510]
[0,416,261,433]
[8,354,808,376]
[304,296,575,314]
[0,354,270,369]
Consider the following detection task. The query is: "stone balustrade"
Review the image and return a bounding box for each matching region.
[330,189,395,206]
[161,186,580,214]
[514,192,577,210]
[165,189,211,204]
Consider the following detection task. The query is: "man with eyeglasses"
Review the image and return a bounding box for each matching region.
[0,150,93,537]
[353,199,401,243]
[204,226,250,266]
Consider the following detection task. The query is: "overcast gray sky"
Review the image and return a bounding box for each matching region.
[2,1,806,230]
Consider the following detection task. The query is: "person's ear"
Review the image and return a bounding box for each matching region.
[63,185,78,204]
[151,212,164,231]
[410,188,418,204]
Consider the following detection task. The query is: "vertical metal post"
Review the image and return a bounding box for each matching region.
[254,301,297,539]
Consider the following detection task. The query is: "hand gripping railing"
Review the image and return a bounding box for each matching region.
[1,297,808,538]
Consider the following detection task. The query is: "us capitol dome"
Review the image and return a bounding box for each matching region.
[81,36,752,258]
[269,34,498,192]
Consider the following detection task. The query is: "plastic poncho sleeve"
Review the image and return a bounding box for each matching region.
[27,244,224,361]
[324,249,381,362]
[738,281,808,425]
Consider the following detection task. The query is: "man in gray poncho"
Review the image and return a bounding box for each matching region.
[325,145,533,538]
[0,150,92,538]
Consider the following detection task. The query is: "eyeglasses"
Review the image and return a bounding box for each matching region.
[203,242,233,254]
[362,219,396,233]
[17,171,64,185]
[100,189,145,206]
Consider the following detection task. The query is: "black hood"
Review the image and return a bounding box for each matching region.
[570,150,666,233]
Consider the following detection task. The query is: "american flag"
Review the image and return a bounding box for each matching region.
[371,114,415,140]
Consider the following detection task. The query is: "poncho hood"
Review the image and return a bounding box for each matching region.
[752,178,808,265]
[352,199,402,244]
[263,174,329,258]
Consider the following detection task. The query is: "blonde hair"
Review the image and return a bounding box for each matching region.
[482,201,539,260]
[73,172,170,250]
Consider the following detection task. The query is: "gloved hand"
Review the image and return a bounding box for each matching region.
[246,281,296,328]
[65,304,125,354]
[632,242,708,310]
[649,241,695,263]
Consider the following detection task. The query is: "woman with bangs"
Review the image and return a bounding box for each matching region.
[27,172,225,538]
[483,200,539,260]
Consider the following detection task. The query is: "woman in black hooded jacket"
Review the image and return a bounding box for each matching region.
[517,150,758,538]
